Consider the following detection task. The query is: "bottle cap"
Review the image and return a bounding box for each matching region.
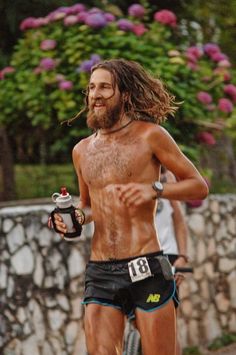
[60,187,68,196]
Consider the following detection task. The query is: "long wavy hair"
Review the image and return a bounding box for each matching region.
[67,58,178,125]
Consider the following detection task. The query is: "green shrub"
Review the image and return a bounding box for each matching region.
[0,2,235,167]
[208,332,236,351]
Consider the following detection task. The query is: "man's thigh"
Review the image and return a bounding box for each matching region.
[135,300,176,355]
[84,303,126,355]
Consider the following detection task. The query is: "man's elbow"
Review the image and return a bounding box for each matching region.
[198,178,209,200]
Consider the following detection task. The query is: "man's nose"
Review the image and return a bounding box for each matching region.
[91,87,102,99]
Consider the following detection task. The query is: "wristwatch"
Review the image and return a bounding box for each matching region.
[152,181,164,199]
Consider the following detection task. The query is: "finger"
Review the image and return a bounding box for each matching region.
[118,185,138,204]
[48,217,53,229]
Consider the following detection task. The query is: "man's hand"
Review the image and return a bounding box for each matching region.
[115,183,156,207]
[173,256,187,287]
[48,213,67,238]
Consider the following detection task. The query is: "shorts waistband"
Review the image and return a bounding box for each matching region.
[89,250,163,265]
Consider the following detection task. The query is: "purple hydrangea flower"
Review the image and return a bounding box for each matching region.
[89,7,103,14]
[117,19,134,31]
[90,54,101,63]
[77,60,94,73]
[77,54,101,73]
[104,13,116,22]
[154,10,177,27]
[40,39,57,51]
[39,58,57,70]
[218,98,233,113]
[128,4,145,18]
[85,13,107,29]
[59,80,73,91]
[196,91,213,105]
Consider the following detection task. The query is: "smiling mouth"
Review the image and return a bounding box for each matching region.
[93,103,106,109]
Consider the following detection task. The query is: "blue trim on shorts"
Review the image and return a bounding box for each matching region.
[82,298,135,319]
[81,298,122,311]
[136,280,177,313]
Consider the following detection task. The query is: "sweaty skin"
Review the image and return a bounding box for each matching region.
[54,65,208,355]
[72,119,207,261]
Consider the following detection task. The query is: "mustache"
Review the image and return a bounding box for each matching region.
[89,98,108,108]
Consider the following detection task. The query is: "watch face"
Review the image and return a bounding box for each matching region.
[154,181,163,192]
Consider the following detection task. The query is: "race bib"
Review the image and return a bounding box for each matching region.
[128,257,152,283]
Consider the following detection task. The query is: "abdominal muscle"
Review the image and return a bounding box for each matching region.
[88,187,161,261]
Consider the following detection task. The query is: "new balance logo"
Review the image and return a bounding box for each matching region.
[146,293,161,303]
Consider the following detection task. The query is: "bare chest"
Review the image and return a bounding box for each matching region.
[81,135,149,186]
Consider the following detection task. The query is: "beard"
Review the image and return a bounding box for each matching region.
[87,100,123,130]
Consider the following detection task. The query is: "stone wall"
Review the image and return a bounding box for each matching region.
[0,195,236,354]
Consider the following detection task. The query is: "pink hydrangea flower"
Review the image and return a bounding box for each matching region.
[48,12,66,22]
[224,84,236,102]
[39,58,57,70]
[132,23,147,36]
[218,59,231,68]
[197,131,216,145]
[128,4,146,18]
[218,98,233,113]
[154,10,177,27]
[20,17,47,30]
[186,46,203,60]
[187,61,198,71]
[211,52,228,62]
[77,11,88,23]
[69,4,86,14]
[197,91,213,105]
[33,67,43,75]
[64,15,79,26]
[0,66,15,80]
[58,80,73,90]
[55,74,66,82]
[40,39,57,51]
[204,43,220,57]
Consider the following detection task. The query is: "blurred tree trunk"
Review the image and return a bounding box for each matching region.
[0,126,16,201]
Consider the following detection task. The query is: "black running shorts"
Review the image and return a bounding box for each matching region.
[82,251,179,318]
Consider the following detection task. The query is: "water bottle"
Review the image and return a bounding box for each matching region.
[51,187,82,241]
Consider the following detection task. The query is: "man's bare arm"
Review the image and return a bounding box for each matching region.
[150,126,209,201]
[72,143,93,224]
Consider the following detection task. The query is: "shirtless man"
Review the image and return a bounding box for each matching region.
[53,59,208,355]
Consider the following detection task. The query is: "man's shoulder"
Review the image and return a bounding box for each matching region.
[73,134,94,155]
[133,120,163,134]
[133,121,168,142]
